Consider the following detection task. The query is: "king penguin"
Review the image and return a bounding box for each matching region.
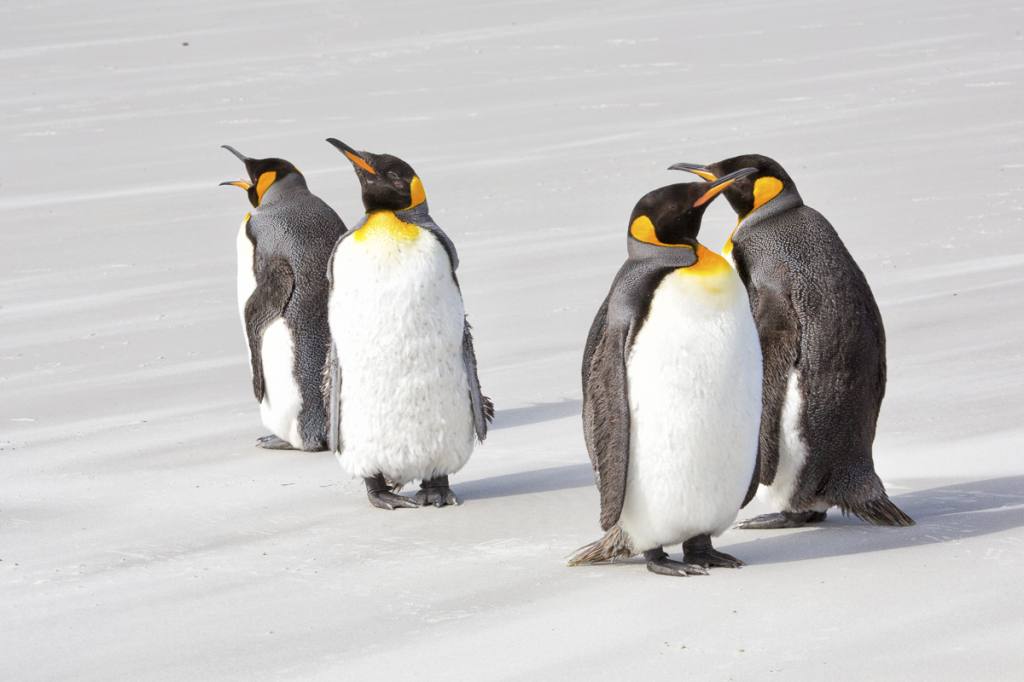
[322,139,493,510]
[220,145,345,451]
[570,168,763,577]
[672,154,914,528]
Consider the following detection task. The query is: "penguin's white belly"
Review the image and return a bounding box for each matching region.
[258,318,304,448]
[328,215,474,484]
[618,262,762,552]
[757,369,826,512]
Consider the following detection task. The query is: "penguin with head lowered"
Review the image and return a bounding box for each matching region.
[570,167,762,577]
[672,154,914,528]
[220,145,345,451]
[322,139,493,510]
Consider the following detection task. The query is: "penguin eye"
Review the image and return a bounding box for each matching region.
[387,171,400,180]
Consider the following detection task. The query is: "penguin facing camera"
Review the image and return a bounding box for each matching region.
[570,167,762,577]
[322,139,493,510]
[672,154,914,529]
[220,145,345,451]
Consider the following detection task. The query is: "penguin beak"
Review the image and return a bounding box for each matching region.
[219,179,252,190]
[693,167,758,207]
[668,162,719,182]
[221,145,250,163]
[326,138,376,175]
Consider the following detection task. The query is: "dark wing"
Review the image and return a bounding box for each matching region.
[582,296,636,531]
[748,281,800,487]
[244,257,295,402]
[462,318,493,441]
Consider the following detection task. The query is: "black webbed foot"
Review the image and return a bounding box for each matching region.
[734,510,827,530]
[643,547,708,577]
[257,434,296,450]
[364,474,419,510]
[682,533,744,568]
[415,476,458,507]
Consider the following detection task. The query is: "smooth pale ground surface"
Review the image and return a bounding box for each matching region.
[2,1,1022,679]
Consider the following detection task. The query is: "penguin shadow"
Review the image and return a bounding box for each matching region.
[458,463,595,501]
[490,399,582,430]
[729,475,1024,565]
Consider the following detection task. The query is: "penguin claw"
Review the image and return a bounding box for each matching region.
[367,490,420,510]
[256,434,296,450]
[643,548,708,577]
[415,476,459,507]
[734,510,827,530]
[682,533,744,568]
[364,474,419,510]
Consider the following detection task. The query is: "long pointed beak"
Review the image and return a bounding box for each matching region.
[219,179,252,189]
[326,138,376,175]
[222,145,250,162]
[669,162,718,182]
[693,167,757,207]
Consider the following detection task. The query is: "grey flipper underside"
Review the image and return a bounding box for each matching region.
[462,319,493,442]
[324,340,342,454]
[244,257,295,402]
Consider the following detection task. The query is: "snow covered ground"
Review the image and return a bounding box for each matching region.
[2,1,1023,679]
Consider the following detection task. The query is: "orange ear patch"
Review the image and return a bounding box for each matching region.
[256,171,277,204]
[407,176,426,209]
[752,176,783,211]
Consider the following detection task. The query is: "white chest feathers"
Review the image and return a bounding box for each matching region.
[617,247,762,551]
[327,211,475,484]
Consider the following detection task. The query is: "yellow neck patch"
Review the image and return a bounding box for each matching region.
[629,215,691,248]
[680,244,732,279]
[256,171,276,204]
[407,176,426,210]
[751,176,783,212]
[353,210,420,243]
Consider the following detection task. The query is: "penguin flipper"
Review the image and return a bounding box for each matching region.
[244,258,295,402]
[751,285,800,487]
[461,318,493,442]
[582,299,634,531]
[741,443,761,509]
[323,339,342,454]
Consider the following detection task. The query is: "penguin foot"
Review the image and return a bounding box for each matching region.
[364,474,419,510]
[682,533,743,568]
[256,434,296,450]
[643,548,708,577]
[734,510,827,530]
[414,476,458,507]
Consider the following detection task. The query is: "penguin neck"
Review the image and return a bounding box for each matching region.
[627,235,699,268]
[738,186,803,227]
[258,174,307,207]
[380,200,430,223]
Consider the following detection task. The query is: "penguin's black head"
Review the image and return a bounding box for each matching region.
[628,167,757,247]
[219,145,304,208]
[670,154,796,219]
[326,138,426,214]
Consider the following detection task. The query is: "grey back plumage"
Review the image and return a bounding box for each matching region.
[245,174,345,450]
[732,187,897,519]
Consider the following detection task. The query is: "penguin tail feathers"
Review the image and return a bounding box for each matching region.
[567,525,636,566]
[843,495,915,526]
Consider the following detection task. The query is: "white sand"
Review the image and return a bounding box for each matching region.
[2,1,1023,679]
